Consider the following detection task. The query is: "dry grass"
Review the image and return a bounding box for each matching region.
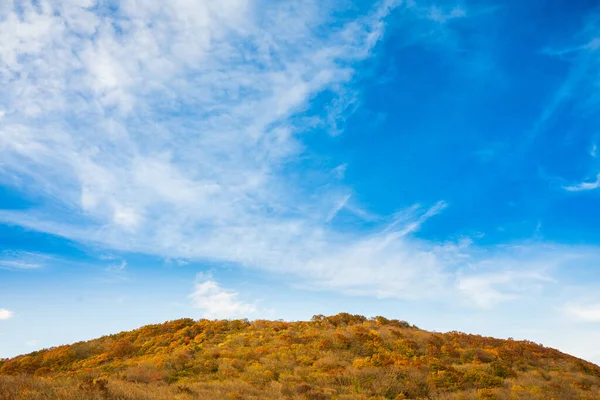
[1,314,599,399]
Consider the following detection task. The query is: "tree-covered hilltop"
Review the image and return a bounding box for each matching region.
[1,313,599,399]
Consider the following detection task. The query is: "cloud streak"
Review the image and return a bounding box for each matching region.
[2,0,600,311]
[458,270,552,308]
[0,251,50,270]
[0,0,462,301]
[0,0,399,240]
[565,304,600,322]
[564,174,600,191]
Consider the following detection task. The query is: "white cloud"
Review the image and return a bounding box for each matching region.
[564,304,600,322]
[0,0,436,299]
[165,258,190,266]
[0,0,400,235]
[0,251,49,270]
[326,194,352,222]
[102,259,129,283]
[533,18,600,141]
[332,163,348,179]
[25,339,40,347]
[458,270,552,308]
[427,6,466,24]
[189,274,256,319]
[0,1,596,310]
[0,309,13,320]
[564,173,600,191]
[453,245,600,308]
[106,260,127,272]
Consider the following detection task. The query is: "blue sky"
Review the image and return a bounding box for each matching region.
[1,0,600,363]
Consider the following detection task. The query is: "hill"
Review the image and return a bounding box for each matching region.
[0,313,599,399]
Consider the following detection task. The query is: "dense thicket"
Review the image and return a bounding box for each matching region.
[1,313,599,399]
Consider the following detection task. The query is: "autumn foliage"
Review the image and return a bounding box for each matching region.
[1,313,599,399]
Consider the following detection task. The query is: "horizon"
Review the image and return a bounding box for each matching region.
[2,0,600,364]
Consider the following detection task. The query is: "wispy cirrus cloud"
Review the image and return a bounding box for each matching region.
[0,0,400,239]
[0,0,464,302]
[530,17,600,144]
[564,173,600,191]
[458,270,552,308]
[0,251,51,270]
[564,303,600,322]
[102,259,129,282]
[534,16,600,194]
[426,5,466,24]
[2,0,599,311]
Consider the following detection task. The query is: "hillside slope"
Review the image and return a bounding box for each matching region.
[1,313,599,399]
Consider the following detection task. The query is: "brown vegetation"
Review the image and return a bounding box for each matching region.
[1,313,599,399]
